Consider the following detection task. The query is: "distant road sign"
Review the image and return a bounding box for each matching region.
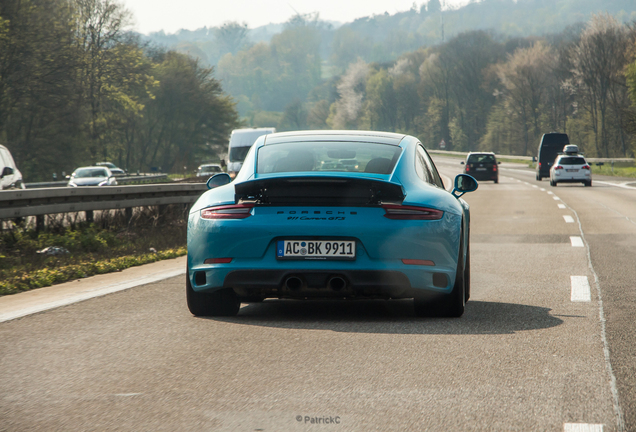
[439,139,446,149]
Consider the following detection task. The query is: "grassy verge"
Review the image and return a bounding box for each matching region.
[0,205,187,296]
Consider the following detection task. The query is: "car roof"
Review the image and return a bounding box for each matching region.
[262,130,407,146]
[467,152,495,155]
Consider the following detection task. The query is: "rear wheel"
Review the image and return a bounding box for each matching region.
[414,231,466,318]
[494,178,498,184]
[585,181,592,187]
[550,179,556,187]
[536,174,542,181]
[186,274,240,317]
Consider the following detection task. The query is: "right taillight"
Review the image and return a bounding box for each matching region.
[201,204,254,219]
[554,165,564,170]
[582,165,590,170]
[382,205,443,220]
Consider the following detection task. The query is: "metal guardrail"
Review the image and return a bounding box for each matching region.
[0,183,207,219]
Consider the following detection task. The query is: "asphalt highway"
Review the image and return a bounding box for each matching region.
[0,158,634,431]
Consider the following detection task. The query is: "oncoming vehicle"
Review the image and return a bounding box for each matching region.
[67,166,117,187]
[461,152,499,183]
[0,144,25,190]
[186,130,478,318]
[226,128,275,178]
[536,133,569,180]
[550,155,592,187]
[196,164,223,177]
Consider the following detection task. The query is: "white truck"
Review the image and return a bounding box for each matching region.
[226,128,275,178]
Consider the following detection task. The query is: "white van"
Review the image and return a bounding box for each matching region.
[0,144,25,190]
[226,128,275,177]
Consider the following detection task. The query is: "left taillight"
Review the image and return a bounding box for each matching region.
[201,204,254,219]
[582,165,590,170]
[382,205,443,220]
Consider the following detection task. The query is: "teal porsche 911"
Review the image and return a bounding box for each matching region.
[186,131,477,317]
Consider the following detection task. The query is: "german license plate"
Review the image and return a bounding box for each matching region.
[566,169,578,172]
[476,167,487,171]
[277,240,355,260]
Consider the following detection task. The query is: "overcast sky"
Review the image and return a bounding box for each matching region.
[121,0,471,34]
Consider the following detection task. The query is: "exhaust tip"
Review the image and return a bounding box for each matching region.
[285,276,303,291]
[328,276,346,291]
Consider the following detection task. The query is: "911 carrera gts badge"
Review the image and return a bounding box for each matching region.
[279,210,355,221]
[277,210,357,215]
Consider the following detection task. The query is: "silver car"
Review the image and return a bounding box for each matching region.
[67,166,117,187]
[550,155,592,187]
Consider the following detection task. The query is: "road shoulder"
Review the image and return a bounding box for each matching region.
[0,255,186,323]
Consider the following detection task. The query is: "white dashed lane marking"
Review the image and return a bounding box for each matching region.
[570,236,584,247]
[548,191,554,195]
[564,423,604,431]
[553,196,561,200]
[571,276,592,302]
[563,215,575,223]
[558,204,566,209]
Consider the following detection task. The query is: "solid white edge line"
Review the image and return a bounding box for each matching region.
[564,423,604,432]
[564,215,575,223]
[571,276,591,302]
[563,202,625,430]
[570,236,585,247]
[0,268,185,323]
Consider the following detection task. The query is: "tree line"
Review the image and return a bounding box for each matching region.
[0,0,238,181]
[217,13,636,158]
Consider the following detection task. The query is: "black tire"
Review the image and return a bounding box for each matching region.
[536,174,542,181]
[414,230,466,318]
[494,178,498,184]
[186,274,240,317]
[585,181,592,187]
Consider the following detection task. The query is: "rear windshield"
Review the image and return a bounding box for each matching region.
[541,133,569,145]
[229,146,251,162]
[558,157,586,165]
[467,154,496,164]
[257,142,402,174]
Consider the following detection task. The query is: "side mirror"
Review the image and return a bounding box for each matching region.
[206,172,231,189]
[460,161,465,165]
[1,166,14,178]
[452,174,478,198]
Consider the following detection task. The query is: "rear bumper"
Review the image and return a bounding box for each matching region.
[552,171,591,182]
[188,263,455,299]
[466,170,497,180]
[224,269,414,299]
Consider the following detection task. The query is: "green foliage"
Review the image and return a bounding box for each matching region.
[0,0,238,181]
[0,247,187,295]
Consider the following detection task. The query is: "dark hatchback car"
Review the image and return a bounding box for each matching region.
[461,152,499,183]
